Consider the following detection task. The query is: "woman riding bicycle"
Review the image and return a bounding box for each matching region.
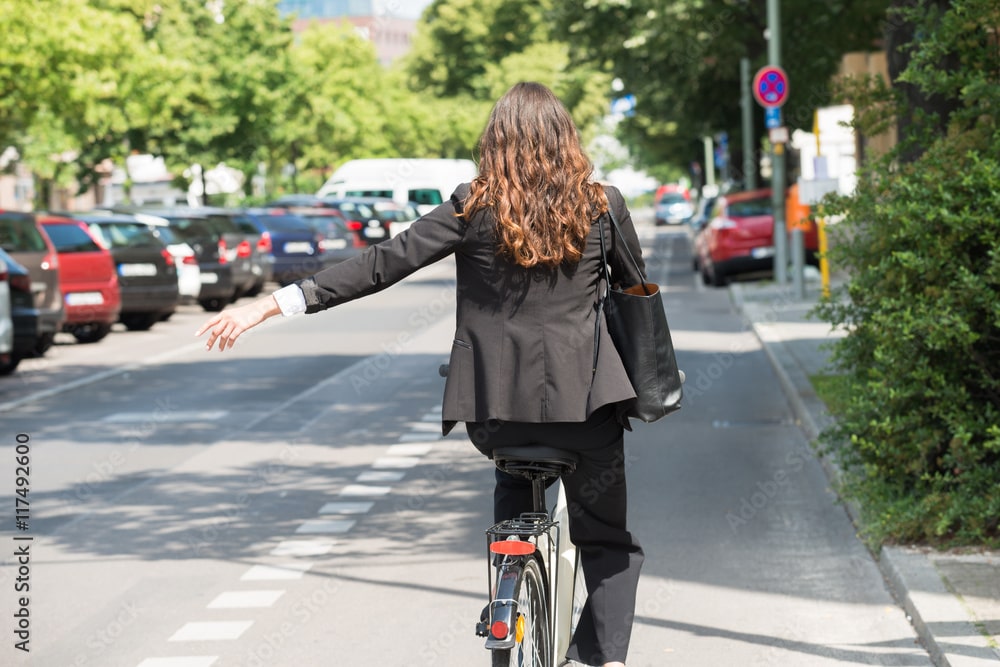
[198,81,646,667]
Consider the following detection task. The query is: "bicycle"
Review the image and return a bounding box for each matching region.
[474,444,588,667]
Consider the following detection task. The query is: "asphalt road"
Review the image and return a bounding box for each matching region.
[0,212,934,667]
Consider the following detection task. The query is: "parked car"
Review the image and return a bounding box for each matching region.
[654,192,695,226]
[694,188,819,287]
[221,210,270,295]
[240,208,326,286]
[317,197,394,246]
[0,248,35,375]
[130,208,257,311]
[0,256,13,373]
[131,213,202,303]
[293,207,365,265]
[0,211,64,355]
[73,213,179,330]
[688,195,718,234]
[38,215,122,343]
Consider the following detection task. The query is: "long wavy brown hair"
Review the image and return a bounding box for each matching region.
[464,82,608,269]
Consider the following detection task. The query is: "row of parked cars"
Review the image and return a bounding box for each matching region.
[0,196,419,375]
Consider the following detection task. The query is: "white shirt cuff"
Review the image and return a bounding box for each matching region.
[273,284,307,316]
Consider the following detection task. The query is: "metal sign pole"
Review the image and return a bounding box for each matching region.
[767,0,787,285]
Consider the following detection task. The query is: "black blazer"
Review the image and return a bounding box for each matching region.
[295,184,646,435]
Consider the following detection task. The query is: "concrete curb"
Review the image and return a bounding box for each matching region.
[882,547,1000,667]
[730,282,1000,667]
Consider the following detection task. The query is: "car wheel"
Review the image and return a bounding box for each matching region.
[710,265,727,287]
[0,355,21,376]
[245,280,264,297]
[71,323,112,344]
[199,297,227,312]
[120,313,158,331]
[33,332,55,356]
[701,266,712,286]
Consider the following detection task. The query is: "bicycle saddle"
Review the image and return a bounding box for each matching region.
[492,445,580,478]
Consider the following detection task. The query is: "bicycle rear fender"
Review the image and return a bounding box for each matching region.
[484,556,524,650]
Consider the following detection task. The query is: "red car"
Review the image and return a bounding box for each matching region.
[693,188,818,287]
[38,215,121,343]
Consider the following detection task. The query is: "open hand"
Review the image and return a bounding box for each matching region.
[195,296,281,352]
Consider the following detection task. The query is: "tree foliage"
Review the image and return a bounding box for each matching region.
[403,0,612,156]
[555,0,893,176]
[816,0,1000,547]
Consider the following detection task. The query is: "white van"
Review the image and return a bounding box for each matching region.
[317,158,478,215]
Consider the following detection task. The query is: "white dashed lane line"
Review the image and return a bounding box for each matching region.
[169,621,255,642]
[318,501,375,514]
[207,590,286,609]
[136,402,443,666]
[137,658,219,667]
[295,518,357,534]
[270,539,335,557]
[339,484,393,497]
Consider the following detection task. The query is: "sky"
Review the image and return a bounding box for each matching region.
[378,0,433,19]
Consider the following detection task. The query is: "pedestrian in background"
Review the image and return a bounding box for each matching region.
[197,81,647,667]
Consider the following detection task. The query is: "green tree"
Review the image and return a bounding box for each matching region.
[403,0,613,164]
[556,0,893,177]
[127,0,293,200]
[0,0,154,194]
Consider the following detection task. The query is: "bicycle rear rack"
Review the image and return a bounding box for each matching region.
[479,512,560,652]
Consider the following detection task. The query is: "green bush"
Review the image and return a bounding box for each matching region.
[815,0,1000,548]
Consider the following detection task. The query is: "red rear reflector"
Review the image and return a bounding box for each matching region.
[489,540,536,556]
[236,240,252,258]
[490,620,509,639]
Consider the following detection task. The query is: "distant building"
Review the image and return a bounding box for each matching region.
[278,0,417,65]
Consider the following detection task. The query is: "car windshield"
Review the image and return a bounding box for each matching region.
[161,217,215,242]
[728,198,772,217]
[204,214,241,234]
[149,226,181,245]
[41,223,102,253]
[0,213,47,252]
[336,202,377,220]
[253,214,313,232]
[89,222,161,249]
[658,194,687,206]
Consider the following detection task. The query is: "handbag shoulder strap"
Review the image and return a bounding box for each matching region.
[604,200,645,281]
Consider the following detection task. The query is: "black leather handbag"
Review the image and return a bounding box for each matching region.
[596,206,683,422]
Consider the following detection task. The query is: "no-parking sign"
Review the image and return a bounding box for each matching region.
[753,65,789,107]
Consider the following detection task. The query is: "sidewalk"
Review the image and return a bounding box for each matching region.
[729,276,1000,667]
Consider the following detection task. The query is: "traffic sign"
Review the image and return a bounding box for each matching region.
[765,106,781,129]
[753,65,789,108]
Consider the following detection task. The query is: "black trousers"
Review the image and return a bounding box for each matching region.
[467,406,644,665]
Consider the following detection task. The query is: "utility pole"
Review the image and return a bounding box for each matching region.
[767,0,788,285]
[741,58,756,190]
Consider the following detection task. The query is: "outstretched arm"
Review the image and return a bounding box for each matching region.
[195,294,282,352]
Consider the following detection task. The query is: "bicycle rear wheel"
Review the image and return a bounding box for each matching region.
[492,556,551,667]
